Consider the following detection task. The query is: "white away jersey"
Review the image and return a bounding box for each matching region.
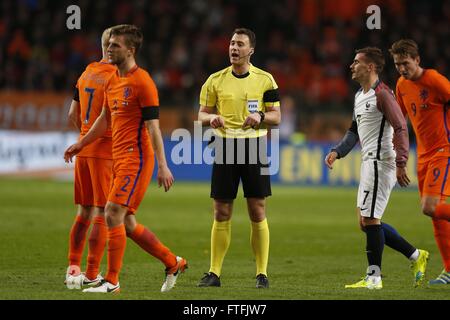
[354,81,409,165]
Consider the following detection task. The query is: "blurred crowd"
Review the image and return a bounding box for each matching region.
[1,0,449,139]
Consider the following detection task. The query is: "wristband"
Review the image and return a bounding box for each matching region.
[257,111,265,123]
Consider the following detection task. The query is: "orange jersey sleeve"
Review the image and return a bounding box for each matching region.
[396,69,450,161]
[138,71,159,107]
[106,67,157,159]
[76,60,116,159]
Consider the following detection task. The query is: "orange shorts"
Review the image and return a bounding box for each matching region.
[108,156,155,213]
[74,157,113,207]
[417,156,450,197]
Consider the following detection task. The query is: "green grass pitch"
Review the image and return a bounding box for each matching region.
[0,178,448,300]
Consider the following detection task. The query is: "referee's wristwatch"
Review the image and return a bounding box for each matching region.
[257,111,265,124]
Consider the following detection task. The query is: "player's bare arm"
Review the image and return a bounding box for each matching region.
[68,100,81,131]
[198,105,224,129]
[64,107,109,163]
[242,105,280,128]
[146,119,174,192]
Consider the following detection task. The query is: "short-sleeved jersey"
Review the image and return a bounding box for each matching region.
[396,69,450,161]
[200,64,280,138]
[76,60,116,159]
[354,81,408,166]
[104,66,159,160]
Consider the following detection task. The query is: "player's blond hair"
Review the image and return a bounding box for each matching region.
[101,27,112,50]
[110,24,143,55]
[389,39,420,59]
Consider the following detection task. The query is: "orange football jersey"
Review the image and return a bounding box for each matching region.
[104,66,159,160]
[396,69,450,161]
[76,60,116,159]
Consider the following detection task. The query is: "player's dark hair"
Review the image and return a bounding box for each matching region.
[355,47,385,74]
[233,28,256,48]
[389,39,420,59]
[110,24,143,55]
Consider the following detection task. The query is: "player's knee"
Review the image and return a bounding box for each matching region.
[214,202,232,221]
[124,223,134,235]
[95,207,106,217]
[361,217,379,227]
[421,203,435,217]
[105,203,124,226]
[248,207,266,222]
[124,218,136,235]
[247,198,265,220]
[214,208,231,221]
[78,205,94,220]
[105,202,120,215]
[359,221,366,232]
[360,219,367,229]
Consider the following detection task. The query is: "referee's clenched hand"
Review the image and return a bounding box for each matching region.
[242,113,262,129]
[210,115,225,129]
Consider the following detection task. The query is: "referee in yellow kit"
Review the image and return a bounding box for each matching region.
[197,28,281,289]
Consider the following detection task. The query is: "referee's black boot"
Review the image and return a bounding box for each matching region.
[197,272,221,287]
[256,274,269,288]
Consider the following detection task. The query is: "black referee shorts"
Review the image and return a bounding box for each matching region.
[210,136,272,200]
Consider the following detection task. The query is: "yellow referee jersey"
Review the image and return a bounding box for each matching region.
[200,64,280,138]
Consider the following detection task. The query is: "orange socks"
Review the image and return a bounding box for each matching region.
[105,223,177,284]
[105,224,127,285]
[128,224,177,268]
[68,215,91,266]
[432,219,450,272]
[85,216,108,280]
[434,203,450,221]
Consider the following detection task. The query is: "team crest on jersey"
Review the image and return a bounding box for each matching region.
[419,89,429,109]
[419,89,428,102]
[365,102,371,110]
[124,87,132,99]
[247,99,259,113]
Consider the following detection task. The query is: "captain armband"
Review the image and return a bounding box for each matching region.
[141,106,159,120]
[73,88,80,102]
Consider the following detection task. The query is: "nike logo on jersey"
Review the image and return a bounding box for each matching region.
[360,208,368,211]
